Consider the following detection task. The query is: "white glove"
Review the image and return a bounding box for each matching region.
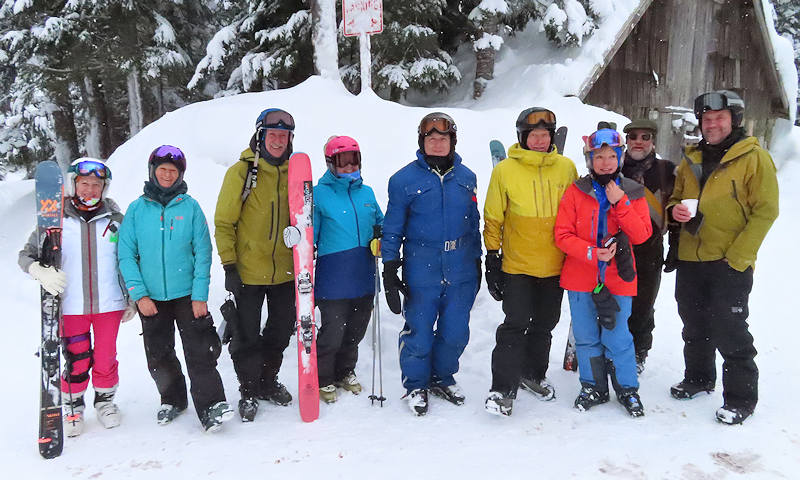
[283,226,302,248]
[28,262,67,295]
[121,301,138,323]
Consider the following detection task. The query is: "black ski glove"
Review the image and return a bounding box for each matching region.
[382,260,408,315]
[484,250,504,301]
[223,264,244,297]
[592,284,620,330]
[663,227,680,273]
[612,231,635,282]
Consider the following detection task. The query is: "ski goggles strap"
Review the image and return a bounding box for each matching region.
[419,116,456,136]
[588,129,623,150]
[70,160,111,179]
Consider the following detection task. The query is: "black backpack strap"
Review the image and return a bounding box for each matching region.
[241,150,260,203]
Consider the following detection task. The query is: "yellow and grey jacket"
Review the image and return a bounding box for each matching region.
[667,136,779,272]
[483,143,578,277]
[214,148,294,285]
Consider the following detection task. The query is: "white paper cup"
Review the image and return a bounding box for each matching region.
[681,199,699,218]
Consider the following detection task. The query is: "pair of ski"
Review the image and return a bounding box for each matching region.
[488,128,577,372]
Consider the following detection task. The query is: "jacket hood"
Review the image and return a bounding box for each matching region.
[319,169,363,190]
[506,143,559,167]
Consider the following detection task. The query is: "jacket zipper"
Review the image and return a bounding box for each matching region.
[731,180,748,222]
[270,166,280,284]
[86,220,94,315]
[347,185,361,245]
[161,207,168,299]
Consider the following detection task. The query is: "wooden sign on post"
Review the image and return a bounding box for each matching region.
[343,0,383,94]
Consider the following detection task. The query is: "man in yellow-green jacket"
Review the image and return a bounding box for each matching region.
[667,90,778,425]
[214,108,297,422]
[483,108,578,416]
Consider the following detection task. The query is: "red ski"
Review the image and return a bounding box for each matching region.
[287,152,319,422]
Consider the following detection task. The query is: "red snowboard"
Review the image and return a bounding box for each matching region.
[288,152,319,422]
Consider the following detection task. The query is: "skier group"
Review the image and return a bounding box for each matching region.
[19,89,778,438]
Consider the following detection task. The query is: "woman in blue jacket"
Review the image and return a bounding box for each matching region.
[118,145,233,432]
[286,136,383,404]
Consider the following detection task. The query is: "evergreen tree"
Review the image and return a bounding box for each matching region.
[772,0,800,124]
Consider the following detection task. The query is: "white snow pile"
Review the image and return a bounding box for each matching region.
[0,76,798,478]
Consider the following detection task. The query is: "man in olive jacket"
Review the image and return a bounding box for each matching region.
[214,108,297,422]
[667,90,778,425]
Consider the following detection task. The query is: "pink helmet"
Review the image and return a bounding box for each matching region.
[324,135,361,175]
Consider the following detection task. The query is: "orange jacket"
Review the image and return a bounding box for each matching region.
[555,176,652,295]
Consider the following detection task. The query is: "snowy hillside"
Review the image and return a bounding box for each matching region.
[1,77,799,478]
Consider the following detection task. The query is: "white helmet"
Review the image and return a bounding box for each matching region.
[66,157,112,200]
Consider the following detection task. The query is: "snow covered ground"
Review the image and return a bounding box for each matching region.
[1,76,799,478]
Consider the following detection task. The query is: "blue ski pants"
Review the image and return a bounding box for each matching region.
[398,280,477,392]
[567,291,638,390]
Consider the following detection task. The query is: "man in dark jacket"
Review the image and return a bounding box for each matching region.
[668,90,778,425]
[620,119,677,373]
[381,112,482,416]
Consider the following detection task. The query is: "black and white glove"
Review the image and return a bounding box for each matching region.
[484,250,504,301]
[382,260,409,315]
[592,284,620,330]
[223,264,244,297]
[28,262,66,295]
[283,226,301,248]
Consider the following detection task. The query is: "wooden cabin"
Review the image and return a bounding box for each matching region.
[579,0,791,162]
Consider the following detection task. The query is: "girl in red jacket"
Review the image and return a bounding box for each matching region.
[554,129,652,417]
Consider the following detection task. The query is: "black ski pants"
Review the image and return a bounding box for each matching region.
[491,274,563,395]
[628,232,664,354]
[316,295,374,387]
[675,260,757,410]
[229,281,296,398]
[139,296,225,419]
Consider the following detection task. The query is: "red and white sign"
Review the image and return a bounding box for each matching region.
[343,0,383,37]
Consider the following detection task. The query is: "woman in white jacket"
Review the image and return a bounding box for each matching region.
[19,158,134,437]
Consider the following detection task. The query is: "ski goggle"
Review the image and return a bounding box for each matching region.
[522,110,556,127]
[693,92,743,117]
[149,145,186,171]
[588,129,623,150]
[419,116,456,136]
[626,132,652,141]
[70,160,111,179]
[331,151,361,169]
[258,109,295,131]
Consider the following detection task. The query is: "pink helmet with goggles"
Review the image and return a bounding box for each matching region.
[324,135,361,175]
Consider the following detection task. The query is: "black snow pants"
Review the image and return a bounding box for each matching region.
[229,281,296,398]
[675,260,758,410]
[628,232,664,355]
[140,296,225,419]
[316,295,374,387]
[490,274,563,396]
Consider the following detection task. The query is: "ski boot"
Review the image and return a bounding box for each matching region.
[617,389,645,417]
[519,377,555,401]
[156,404,185,426]
[484,391,513,416]
[430,382,466,406]
[259,378,292,406]
[94,386,121,429]
[716,404,753,425]
[238,397,259,422]
[404,389,428,416]
[63,391,86,437]
[335,371,362,395]
[670,379,715,400]
[574,384,610,412]
[201,401,234,433]
[319,385,337,404]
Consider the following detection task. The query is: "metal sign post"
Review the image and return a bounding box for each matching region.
[343,0,383,94]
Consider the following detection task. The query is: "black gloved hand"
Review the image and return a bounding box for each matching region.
[592,284,620,330]
[475,259,482,290]
[612,231,635,282]
[663,227,680,273]
[382,260,408,314]
[484,250,504,301]
[223,264,244,297]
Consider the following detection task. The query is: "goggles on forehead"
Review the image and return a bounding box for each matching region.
[332,151,361,169]
[70,160,111,179]
[150,145,187,171]
[419,117,456,136]
[524,110,556,127]
[259,110,295,131]
[694,92,729,116]
[588,129,623,150]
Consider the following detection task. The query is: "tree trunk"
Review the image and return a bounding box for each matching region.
[49,87,80,170]
[309,0,341,83]
[127,67,144,136]
[81,75,114,159]
[473,45,496,99]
